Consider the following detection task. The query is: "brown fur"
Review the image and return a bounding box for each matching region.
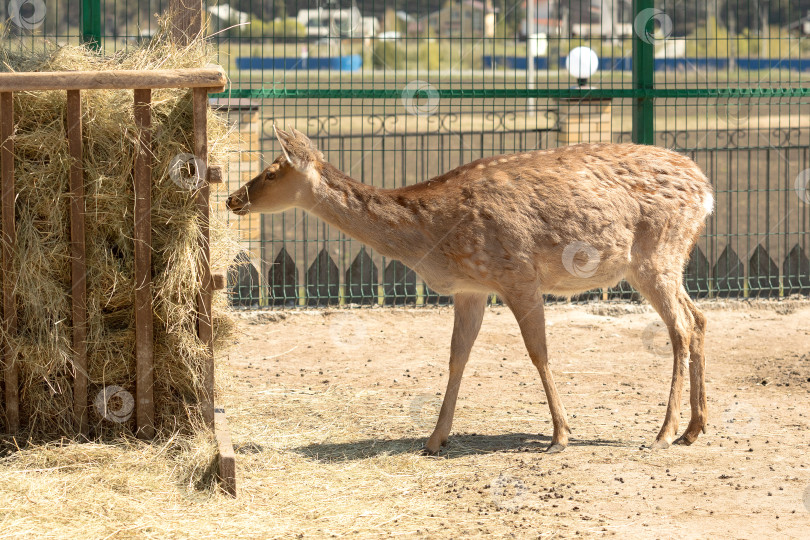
[227,127,713,454]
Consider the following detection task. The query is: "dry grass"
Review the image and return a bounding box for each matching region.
[0,303,808,538]
[0,23,239,440]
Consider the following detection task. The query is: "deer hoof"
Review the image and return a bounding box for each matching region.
[651,438,671,450]
[420,445,442,457]
[673,435,694,446]
[674,428,702,446]
[546,443,566,454]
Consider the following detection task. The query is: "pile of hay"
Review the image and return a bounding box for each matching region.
[0,30,238,439]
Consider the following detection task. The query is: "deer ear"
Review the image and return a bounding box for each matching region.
[289,125,321,154]
[273,124,295,166]
[290,126,309,142]
[274,124,322,172]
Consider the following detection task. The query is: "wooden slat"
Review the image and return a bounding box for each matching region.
[193,87,214,430]
[170,0,203,46]
[212,273,226,291]
[215,408,237,497]
[205,165,222,184]
[133,88,155,440]
[0,68,226,93]
[67,90,88,437]
[0,92,18,433]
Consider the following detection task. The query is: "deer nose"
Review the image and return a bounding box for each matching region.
[226,196,233,208]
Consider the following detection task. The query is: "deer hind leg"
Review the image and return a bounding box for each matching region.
[674,293,708,445]
[424,292,488,455]
[628,270,694,449]
[504,289,570,453]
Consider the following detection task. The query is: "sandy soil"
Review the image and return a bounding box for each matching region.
[216,299,810,539]
[1,300,808,539]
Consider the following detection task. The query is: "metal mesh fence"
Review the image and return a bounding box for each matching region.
[4,0,810,306]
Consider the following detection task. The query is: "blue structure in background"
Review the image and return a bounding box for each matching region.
[235,54,810,72]
[236,55,363,71]
[482,56,549,70]
[480,56,810,72]
[735,58,810,71]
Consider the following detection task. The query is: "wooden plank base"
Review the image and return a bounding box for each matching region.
[214,408,236,497]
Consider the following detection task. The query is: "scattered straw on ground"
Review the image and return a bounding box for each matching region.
[0,303,808,537]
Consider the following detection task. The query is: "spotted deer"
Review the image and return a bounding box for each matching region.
[227,126,714,454]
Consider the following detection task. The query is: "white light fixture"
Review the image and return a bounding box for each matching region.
[565,46,599,88]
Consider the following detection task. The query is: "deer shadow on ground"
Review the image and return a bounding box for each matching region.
[290,432,628,463]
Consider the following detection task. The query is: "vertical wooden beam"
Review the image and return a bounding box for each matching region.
[67,90,88,437]
[133,88,155,439]
[215,408,236,496]
[170,0,203,46]
[0,92,18,433]
[193,87,214,430]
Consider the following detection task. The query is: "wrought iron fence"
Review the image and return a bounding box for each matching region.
[3,0,810,306]
[234,117,810,307]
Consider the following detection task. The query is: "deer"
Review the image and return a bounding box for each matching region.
[227,126,714,455]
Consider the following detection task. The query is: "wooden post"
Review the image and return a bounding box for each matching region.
[170,3,235,493]
[193,87,214,430]
[0,92,18,433]
[133,88,155,439]
[67,90,89,437]
[170,0,203,45]
[215,408,236,496]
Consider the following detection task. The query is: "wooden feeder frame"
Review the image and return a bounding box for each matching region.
[0,67,236,496]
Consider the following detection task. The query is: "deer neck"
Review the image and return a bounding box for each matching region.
[306,162,427,260]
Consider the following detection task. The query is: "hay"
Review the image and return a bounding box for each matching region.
[0,28,238,439]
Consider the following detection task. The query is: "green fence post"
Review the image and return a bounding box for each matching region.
[632,0,655,145]
[81,0,102,51]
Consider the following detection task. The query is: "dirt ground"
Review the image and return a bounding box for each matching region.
[1,300,809,539]
[217,300,810,539]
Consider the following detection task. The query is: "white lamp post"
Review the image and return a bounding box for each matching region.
[565,46,599,88]
[557,46,612,146]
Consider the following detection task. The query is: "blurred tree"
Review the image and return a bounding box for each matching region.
[720,0,790,32]
[658,0,708,36]
[494,0,524,37]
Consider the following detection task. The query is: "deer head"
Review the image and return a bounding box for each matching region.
[226,126,324,215]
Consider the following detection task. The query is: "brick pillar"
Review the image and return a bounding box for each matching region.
[209,98,262,256]
[556,97,612,145]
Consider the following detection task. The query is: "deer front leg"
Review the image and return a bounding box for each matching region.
[424,292,488,455]
[505,290,570,453]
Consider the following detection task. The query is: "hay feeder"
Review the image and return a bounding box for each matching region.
[0,67,236,496]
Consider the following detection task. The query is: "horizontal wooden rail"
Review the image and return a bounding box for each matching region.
[0,67,227,93]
